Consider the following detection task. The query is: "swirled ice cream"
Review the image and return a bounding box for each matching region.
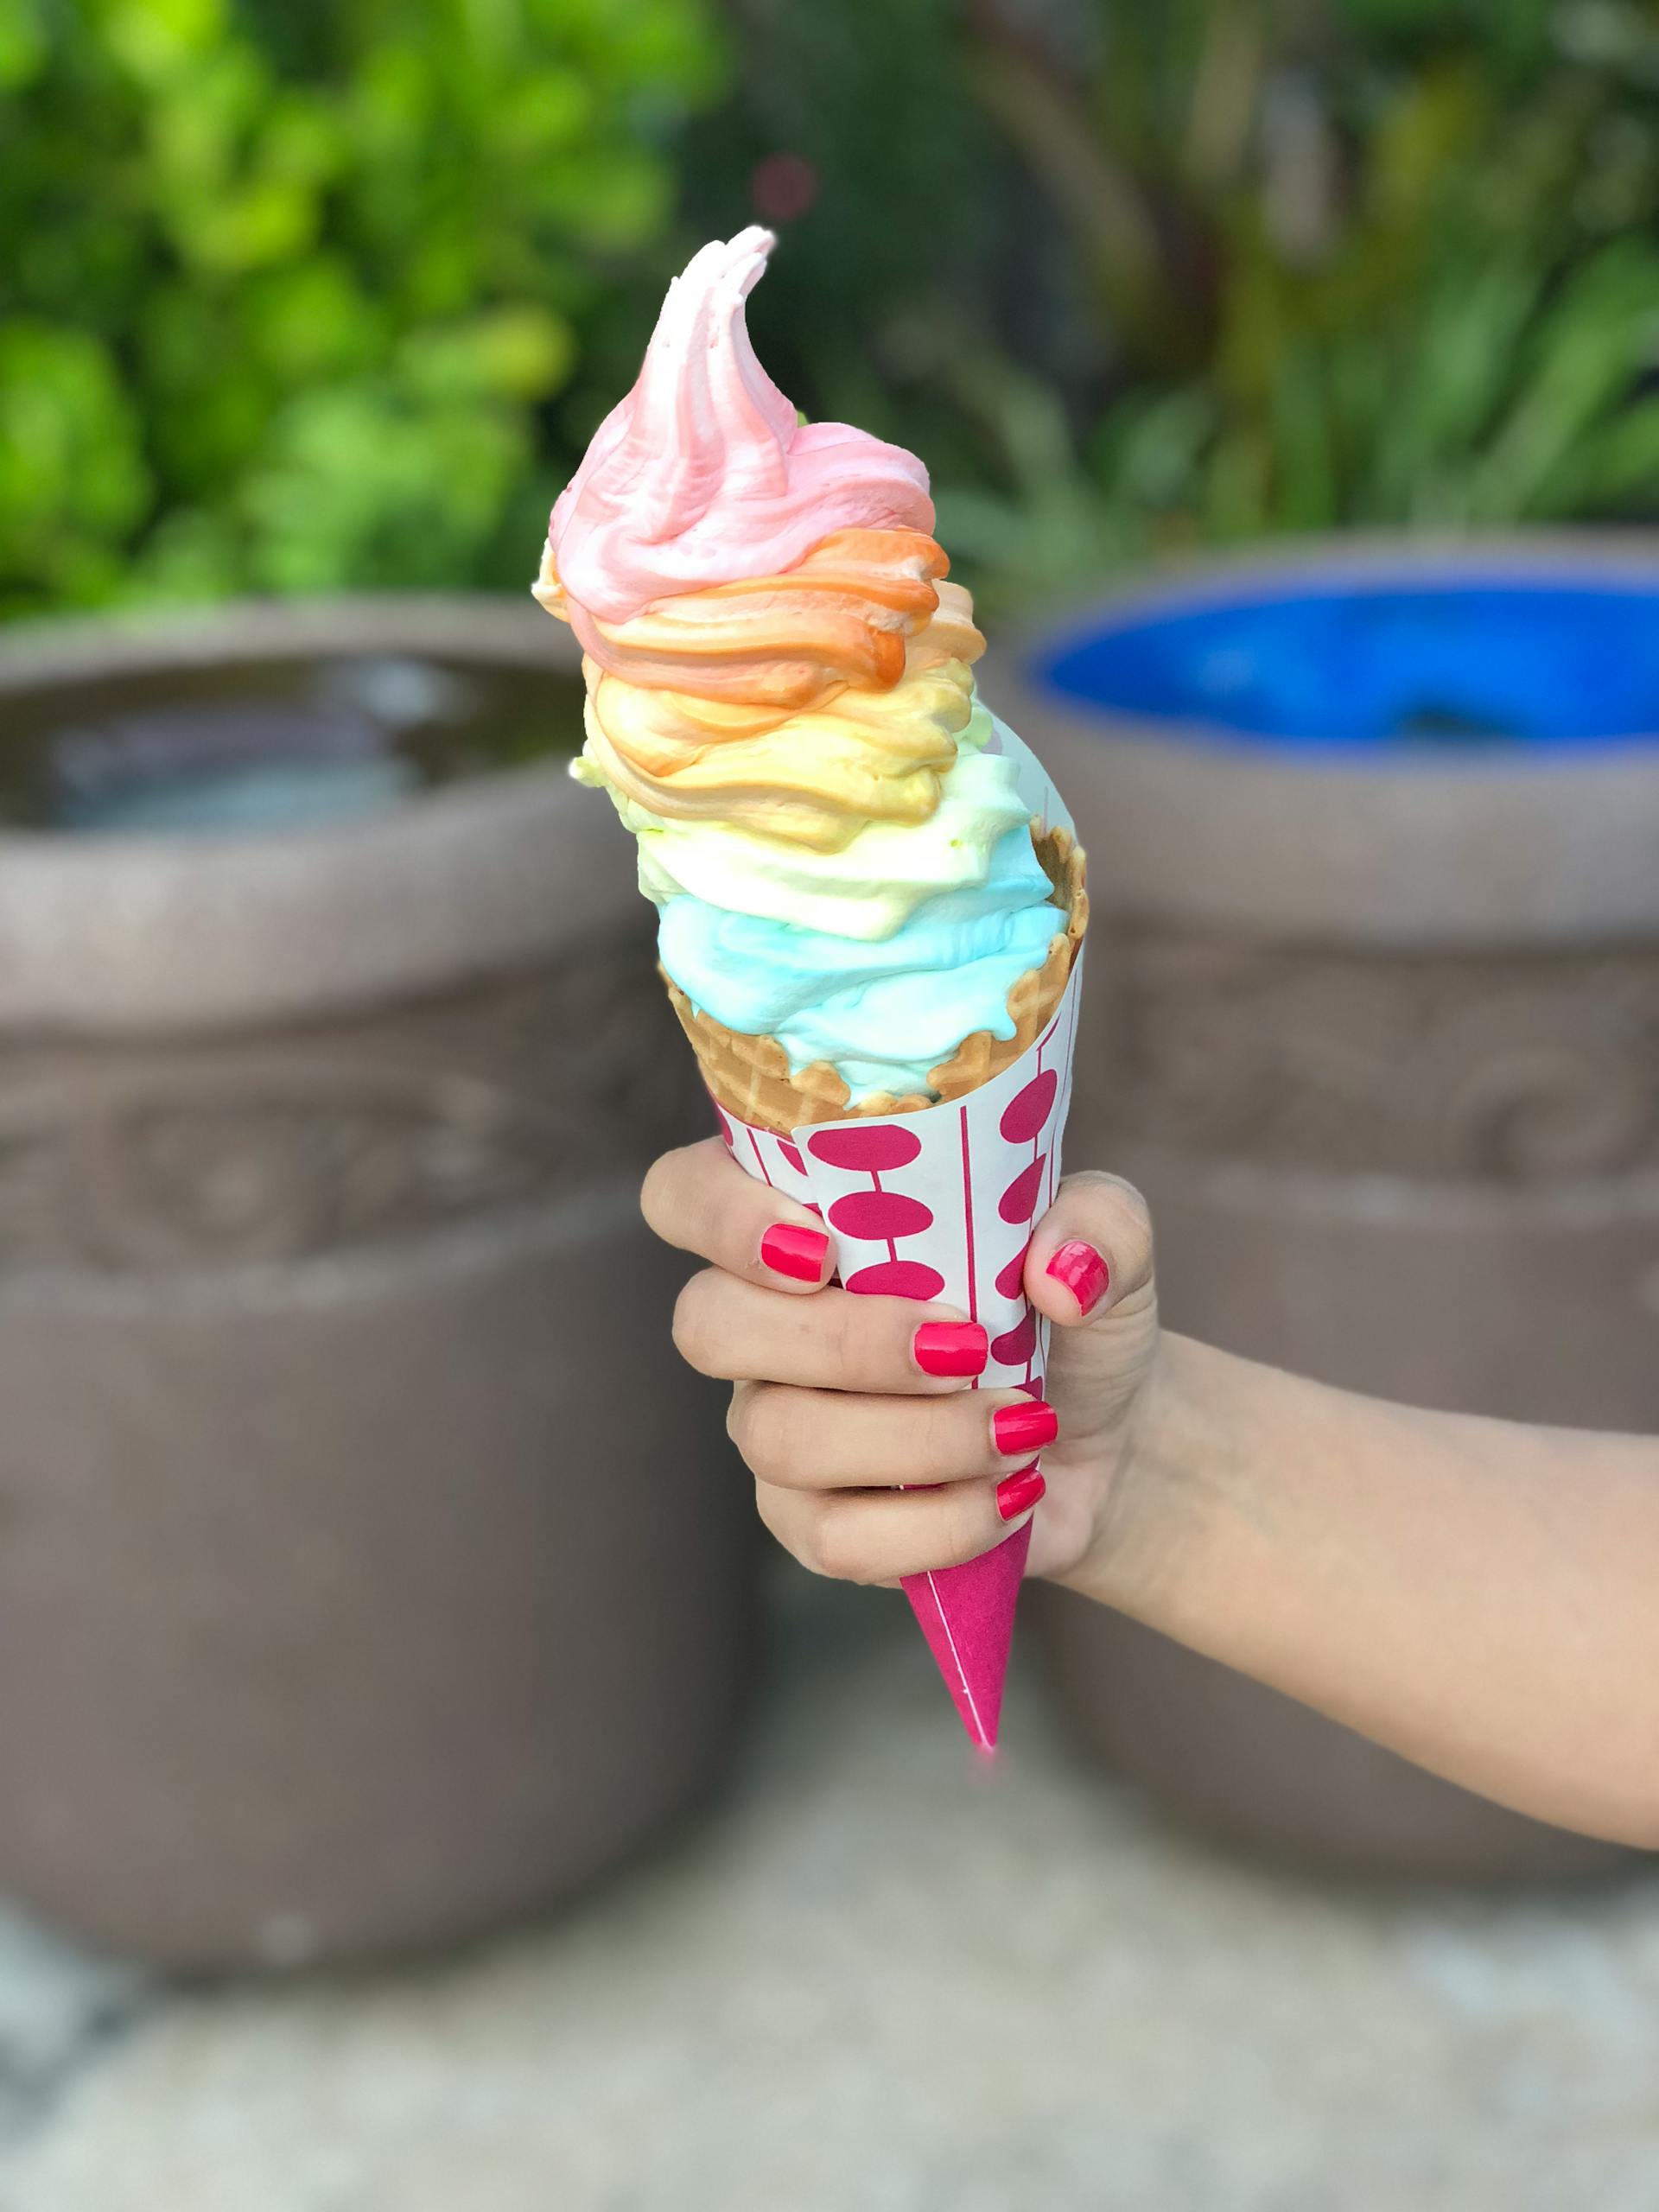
[537,226,1064,1102]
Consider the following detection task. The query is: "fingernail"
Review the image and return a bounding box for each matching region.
[993,1400,1058,1456]
[1046,1240,1109,1317]
[913,1321,988,1377]
[995,1465,1046,1522]
[760,1222,830,1283]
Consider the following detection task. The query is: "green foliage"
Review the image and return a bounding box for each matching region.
[699,0,1659,614]
[0,0,727,615]
[4,0,1659,620]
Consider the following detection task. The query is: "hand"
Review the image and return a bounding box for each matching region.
[639,1137,1160,1588]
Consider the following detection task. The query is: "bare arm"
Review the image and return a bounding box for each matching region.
[1087,1333,1659,1846]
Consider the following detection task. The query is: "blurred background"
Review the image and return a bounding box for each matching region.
[4,3,1659,2208]
[6,0,1659,621]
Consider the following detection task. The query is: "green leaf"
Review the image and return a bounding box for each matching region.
[0,322,151,598]
[0,0,46,90]
[98,0,228,84]
[394,308,575,407]
[1559,399,1659,509]
[241,257,386,384]
[1475,240,1659,515]
[175,174,321,272]
[238,380,530,593]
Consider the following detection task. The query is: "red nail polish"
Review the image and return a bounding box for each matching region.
[913,1321,988,1377]
[1046,1240,1109,1316]
[993,1400,1058,1456]
[760,1222,830,1282]
[995,1465,1046,1521]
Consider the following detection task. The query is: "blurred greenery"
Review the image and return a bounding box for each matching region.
[0,0,728,614]
[3,0,1659,620]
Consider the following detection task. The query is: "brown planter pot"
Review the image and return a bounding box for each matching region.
[0,596,755,1965]
[994,536,1659,1878]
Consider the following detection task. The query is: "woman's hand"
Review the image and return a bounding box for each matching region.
[639,1137,1160,1588]
[642,1141,1659,1846]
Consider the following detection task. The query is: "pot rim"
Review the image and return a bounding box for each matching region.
[988,531,1659,944]
[0,593,631,1033]
[1004,528,1659,708]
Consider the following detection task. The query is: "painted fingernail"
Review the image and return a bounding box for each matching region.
[760,1222,830,1282]
[1046,1240,1110,1317]
[993,1400,1058,1456]
[995,1465,1046,1522]
[912,1321,988,1377]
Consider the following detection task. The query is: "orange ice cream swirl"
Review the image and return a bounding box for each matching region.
[538,525,988,849]
[536,526,970,704]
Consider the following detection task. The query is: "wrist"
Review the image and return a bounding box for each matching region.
[1059,1331,1227,1620]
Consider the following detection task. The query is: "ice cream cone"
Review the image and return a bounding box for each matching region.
[536,226,1091,1747]
[696,718,1087,1751]
[663,825,1087,1135]
[710,914,1086,1752]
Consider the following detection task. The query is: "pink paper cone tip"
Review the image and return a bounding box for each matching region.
[902,1518,1032,1751]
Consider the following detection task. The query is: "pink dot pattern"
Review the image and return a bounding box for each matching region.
[729,962,1083,1405]
[828,1188,935,1243]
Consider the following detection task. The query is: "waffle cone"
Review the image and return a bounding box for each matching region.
[662,824,1088,1135]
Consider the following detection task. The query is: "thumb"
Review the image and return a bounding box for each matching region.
[1024,1171,1156,1333]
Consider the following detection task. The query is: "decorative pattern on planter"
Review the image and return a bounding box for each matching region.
[0,929,702,1274]
[1099,926,1659,1184]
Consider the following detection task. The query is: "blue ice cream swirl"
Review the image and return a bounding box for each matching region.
[656,821,1062,1099]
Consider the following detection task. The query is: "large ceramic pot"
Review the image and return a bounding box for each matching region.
[994,537,1659,1878]
[0,597,755,1964]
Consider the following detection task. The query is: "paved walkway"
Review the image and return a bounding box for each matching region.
[5,1573,1659,2211]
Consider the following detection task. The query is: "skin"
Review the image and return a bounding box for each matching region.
[642,1140,1659,1849]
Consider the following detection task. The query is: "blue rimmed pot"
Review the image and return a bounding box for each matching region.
[993,536,1659,1878]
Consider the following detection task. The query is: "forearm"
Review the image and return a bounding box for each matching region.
[1071,1333,1659,1845]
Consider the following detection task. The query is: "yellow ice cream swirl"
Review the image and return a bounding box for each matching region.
[537,525,989,854]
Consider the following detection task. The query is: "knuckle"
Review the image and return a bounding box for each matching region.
[820,1292,864,1383]
[670,1274,721,1375]
[1108,1176,1154,1243]
[764,1491,838,1580]
[919,1395,976,1478]
[638,1147,683,1237]
[751,1477,787,1543]
[1066,1166,1149,1229]
[811,1511,875,1586]
[951,1489,997,1559]
[753,1480,818,1573]
[1065,1171,1154,1274]
[642,1137,728,1250]
[731,1385,802,1483]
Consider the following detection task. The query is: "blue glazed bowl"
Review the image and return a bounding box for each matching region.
[997,541,1659,944]
[1038,570,1659,756]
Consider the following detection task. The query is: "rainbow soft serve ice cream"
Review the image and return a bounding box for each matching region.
[536,226,1070,1108]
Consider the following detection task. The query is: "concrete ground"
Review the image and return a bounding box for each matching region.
[5,1571,1659,2212]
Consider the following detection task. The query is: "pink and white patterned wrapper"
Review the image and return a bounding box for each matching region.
[711,722,1083,1751]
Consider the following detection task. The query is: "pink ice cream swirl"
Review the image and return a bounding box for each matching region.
[545,226,935,630]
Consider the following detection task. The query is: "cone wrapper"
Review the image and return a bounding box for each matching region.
[710,723,1084,1750]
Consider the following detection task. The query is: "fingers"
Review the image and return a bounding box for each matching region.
[754,1470,1042,1587]
[641,1136,832,1294]
[1024,1171,1155,1330]
[728,1379,1058,1491]
[672,1270,988,1394]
